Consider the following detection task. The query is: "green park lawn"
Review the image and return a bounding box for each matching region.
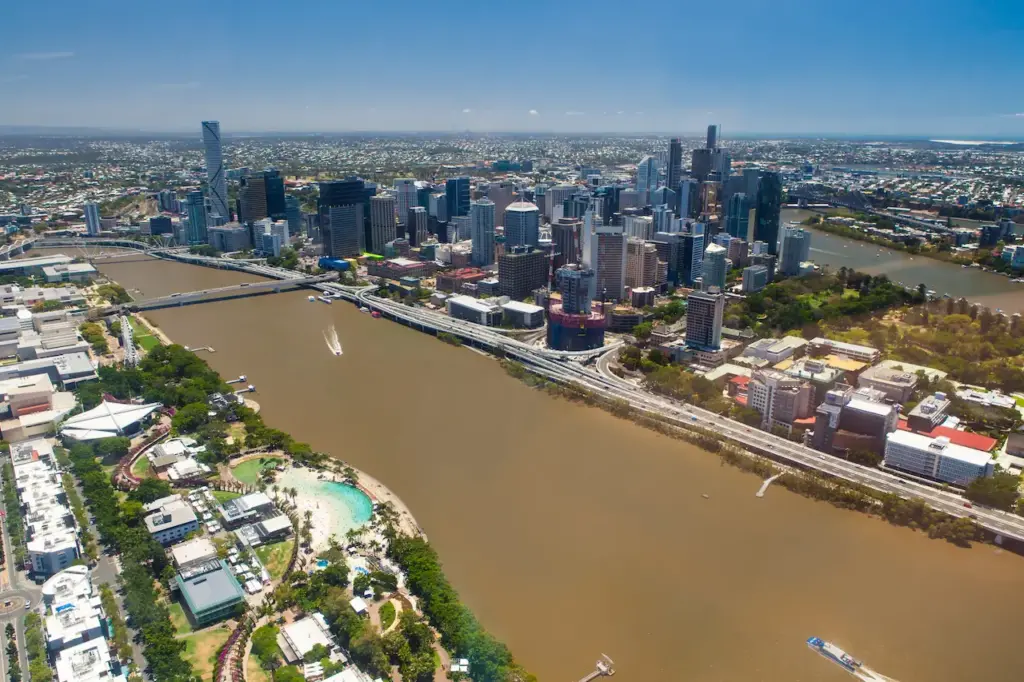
[168,600,191,635]
[212,490,241,504]
[255,538,294,582]
[231,457,281,485]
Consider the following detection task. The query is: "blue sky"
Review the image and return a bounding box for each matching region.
[2,0,1023,136]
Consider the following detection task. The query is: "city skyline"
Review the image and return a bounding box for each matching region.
[2,0,1023,136]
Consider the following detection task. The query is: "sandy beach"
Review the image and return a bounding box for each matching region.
[275,466,373,552]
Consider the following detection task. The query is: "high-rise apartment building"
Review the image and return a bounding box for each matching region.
[264,169,285,219]
[779,225,811,276]
[498,247,548,300]
[557,265,595,314]
[742,264,769,292]
[685,289,725,351]
[678,178,698,219]
[445,177,471,218]
[706,124,718,149]
[623,215,654,240]
[318,178,367,258]
[184,191,208,245]
[394,179,416,227]
[84,202,100,236]
[370,194,397,254]
[594,225,627,302]
[702,243,729,291]
[755,171,783,254]
[625,238,659,290]
[201,121,229,221]
[504,201,540,248]
[667,138,683,190]
[470,198,495,266]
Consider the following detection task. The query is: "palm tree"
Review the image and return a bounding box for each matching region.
[271,484,279,500]
[303,509,312,525]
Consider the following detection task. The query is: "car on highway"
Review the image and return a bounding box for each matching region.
[964,502,973,509]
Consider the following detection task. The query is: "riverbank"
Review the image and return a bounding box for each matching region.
[803,213,974,266]
[131,308,427,543]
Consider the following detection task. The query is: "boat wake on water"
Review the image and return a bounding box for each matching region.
[323,325,343,356]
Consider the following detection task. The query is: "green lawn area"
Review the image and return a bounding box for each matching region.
[841,289,861,300]
[212,490,241,504]
[130,454,152,479]
[169,600,191,635]
[137,334,161,351]
[181,623,233,682]
[255,538,294,582]
[379,601,396,631]
[231,457,281,485]
[1015,396,1024,408]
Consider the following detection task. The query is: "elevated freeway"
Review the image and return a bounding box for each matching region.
[125,273,338,311]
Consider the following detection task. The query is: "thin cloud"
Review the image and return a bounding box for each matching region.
[564,111,585,116]
[528,109,539,116]
[15,51,74,61]
[461,108,472,113]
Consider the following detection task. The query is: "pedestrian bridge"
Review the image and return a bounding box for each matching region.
[115,273,338,312]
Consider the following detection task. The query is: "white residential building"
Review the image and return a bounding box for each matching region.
[54,637,125,682]
[11,440,80,576]
[144,496,199,546]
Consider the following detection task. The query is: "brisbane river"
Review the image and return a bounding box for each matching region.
[75,251,1024,682]
[782,208,1024,313]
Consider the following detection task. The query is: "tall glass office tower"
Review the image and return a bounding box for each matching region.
[201,121,229,220]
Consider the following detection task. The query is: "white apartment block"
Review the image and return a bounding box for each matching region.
[884,431,994,485]
[10,440,80,576]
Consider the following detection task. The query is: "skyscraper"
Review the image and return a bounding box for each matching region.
[551,218,581,269]
[546,184,578,221]
[636,156,658,199]
[702,243,729,291]
[503,201,540,249]
[284,195,301,235]
[498,247,547,300]
[557,265,595,314]
[84,202,100,236]
[487,182,515,227]
[667,138,683,190]
[755,171,783,254]
[184,191,208,245]
[394,179,416,227]
[680,225,705,286]
[582,215,626,302]
[725,192,753,239]
[779,225,812,276]
[470,198,495,266]
[239,174,268,223]
[264,169,285,219]
[706,124,718,149]
[318,178,367,258]
[370,194,397,254]
[408,206,428,246]
[201,121,229,221]
[445,177,471,218]
[685,289,725,351]
[428,192,448,222]
[691,147,712,182]
[625,238,659,290]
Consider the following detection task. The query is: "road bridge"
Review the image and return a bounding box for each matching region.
[123,273,337,311]
[0,238,36,260]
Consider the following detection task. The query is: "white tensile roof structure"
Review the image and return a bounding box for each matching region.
[60,400,162,440]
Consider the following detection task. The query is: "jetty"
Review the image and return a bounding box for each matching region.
[184,345,216,353]
[755,473,785,498]
[576,654,615,681]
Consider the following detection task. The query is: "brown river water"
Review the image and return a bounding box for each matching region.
[72,251,1024,681]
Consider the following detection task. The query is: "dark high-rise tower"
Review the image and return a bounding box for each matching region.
[318,178,367,258]
[754,171,783,255]
[706,124,718,149]
[667,138,683,190]
[445,177,471,218]
[264,169,285,219]
[691,148,712,182]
